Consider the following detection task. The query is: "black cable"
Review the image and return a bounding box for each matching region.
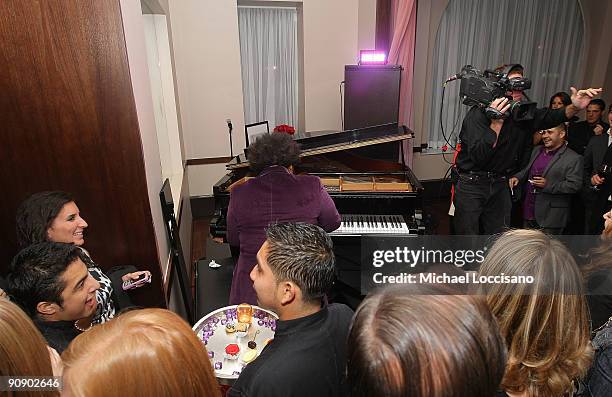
[340,81,345,131]
[438,108,463,167]
[438,165,452,197]
[440,150,454,166]
[439,83,458,151]
[448,106,462,145]
[438,82,461,203]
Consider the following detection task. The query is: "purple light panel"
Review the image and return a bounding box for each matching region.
[359,50,386,65]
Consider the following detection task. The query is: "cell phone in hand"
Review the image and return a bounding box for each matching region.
[122,273,151,291]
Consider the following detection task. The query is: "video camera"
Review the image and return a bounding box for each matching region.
[453,65,537,121]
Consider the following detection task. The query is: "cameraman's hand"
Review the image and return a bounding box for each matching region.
[488,97,511,133]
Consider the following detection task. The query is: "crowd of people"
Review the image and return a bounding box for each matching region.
[2,68,612,396]
[4,200,612,395]
[453,63,609,236]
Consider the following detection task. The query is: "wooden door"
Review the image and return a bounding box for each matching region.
[0,0,165,307]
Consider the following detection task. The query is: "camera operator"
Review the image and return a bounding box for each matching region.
[453,64,602,235]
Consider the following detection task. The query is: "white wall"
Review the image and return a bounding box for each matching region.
[302,0,360,132]
[143,14,185,212]
[166,0,246,196]
[166,0,366,196]
[187,163,230,198]
[119,0,169,279]
[358,0,377,51]
[167,0,246,161]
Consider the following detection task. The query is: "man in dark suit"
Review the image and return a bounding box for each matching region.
[509,124,582,234]
[567,99,609,155]
[584,104,612,234]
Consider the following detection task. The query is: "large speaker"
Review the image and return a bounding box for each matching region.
[343,64,402,130]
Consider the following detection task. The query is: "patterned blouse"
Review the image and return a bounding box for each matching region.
[79,249,115,324]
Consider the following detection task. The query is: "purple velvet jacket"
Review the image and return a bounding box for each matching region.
[227,166,341,304]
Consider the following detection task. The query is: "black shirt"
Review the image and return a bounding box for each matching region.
[587,268,612,330]
[456,106,567,175]
[568,120,610,155]
[34,318,81,354]
[228,303,354,397]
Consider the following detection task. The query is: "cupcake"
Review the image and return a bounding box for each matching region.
[224,343,240,360]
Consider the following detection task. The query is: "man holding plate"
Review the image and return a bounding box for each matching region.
[228,223,353,397]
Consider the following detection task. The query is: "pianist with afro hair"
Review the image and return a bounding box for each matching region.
[227,132,341,304]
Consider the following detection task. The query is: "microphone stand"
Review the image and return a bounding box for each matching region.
[226,119,234,158]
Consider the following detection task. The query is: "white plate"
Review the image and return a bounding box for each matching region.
[193,305,278,379]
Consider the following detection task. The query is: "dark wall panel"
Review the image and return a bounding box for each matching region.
[344,64,401,130]
[0,0,164,307]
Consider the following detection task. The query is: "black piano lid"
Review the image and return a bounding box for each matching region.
[226,123,414,170]
[296,122,407,149]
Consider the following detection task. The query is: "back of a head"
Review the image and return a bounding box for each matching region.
[16,191,74,248]
[266,222,335,303]
[248,132,300,174]
[589,98,606,111]
[495,63,523,77]
[0,299,57,397]
[478,229,592,396]
[7,242,83,317]
[61,308,220,397]
[347,284,506,397]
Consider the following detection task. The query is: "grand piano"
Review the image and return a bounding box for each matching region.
[209,122,424,307]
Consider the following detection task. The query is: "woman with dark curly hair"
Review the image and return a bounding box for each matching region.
[227,132,340,304]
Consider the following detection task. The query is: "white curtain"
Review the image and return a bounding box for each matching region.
[238,7,298,129]
[428,0,584,149]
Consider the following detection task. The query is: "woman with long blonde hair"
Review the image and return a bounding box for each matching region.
[61,308,221,397]
[0,299,60,397]
[477,229,592,397]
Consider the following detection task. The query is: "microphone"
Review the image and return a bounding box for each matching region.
[444,73,461,83]
[226,118,233,132]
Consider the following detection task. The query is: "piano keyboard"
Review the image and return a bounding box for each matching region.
[330,214,410,235]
